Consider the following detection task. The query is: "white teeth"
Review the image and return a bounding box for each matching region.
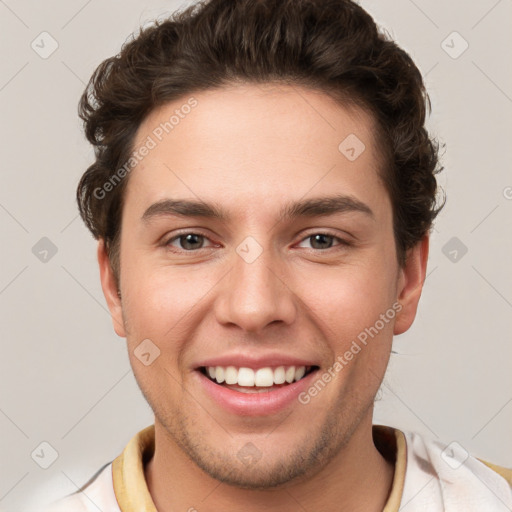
[225,366,238,385]
[237,367,255,386]
[254,367,274,387]
[273,366,286,384]
[295,366,306,381]
[216,366,225,383]
[204,365,309,387]
[285,366,296,383]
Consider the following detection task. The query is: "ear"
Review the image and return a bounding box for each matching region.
[97,239,126,337]
[394,235,429,335]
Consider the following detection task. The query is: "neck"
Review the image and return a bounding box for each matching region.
[145,414,395,512]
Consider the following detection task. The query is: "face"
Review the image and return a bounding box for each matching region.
[99,83,427,488]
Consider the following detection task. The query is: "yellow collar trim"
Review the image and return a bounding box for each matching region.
[112,424,157,512]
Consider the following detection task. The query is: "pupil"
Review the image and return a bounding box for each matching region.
[182,234,202,250]
[311,234,332,249]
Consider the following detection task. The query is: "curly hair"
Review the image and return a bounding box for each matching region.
[77,0,444,283]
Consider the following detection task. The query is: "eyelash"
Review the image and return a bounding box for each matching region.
[163,231,351,253]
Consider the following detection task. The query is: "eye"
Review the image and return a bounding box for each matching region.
[163,231,349,252]
[165,232,215,251]
[297,233,348,250]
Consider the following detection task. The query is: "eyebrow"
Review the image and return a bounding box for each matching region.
[141,194,374,223]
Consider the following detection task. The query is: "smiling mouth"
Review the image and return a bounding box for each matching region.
[199,365,319,393]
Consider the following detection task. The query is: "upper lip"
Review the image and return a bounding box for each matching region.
[193,352,320,370]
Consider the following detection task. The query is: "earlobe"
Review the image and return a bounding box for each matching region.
[97,239,126,338]
[393,235,429,335]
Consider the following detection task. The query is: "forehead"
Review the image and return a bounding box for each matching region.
[125,83,387,219]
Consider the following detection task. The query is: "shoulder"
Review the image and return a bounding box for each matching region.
[41,462,120,512]
[399,429,512,510]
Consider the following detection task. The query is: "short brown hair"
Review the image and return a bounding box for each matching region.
[77,0,444,283]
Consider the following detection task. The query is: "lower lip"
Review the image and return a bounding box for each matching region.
[194,370,318,416]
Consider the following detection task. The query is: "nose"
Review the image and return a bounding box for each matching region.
[214,243,297,334]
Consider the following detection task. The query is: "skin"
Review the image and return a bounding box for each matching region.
[98,83,429,512]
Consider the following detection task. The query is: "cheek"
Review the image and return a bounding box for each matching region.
[121,270,199,392]
[120,261,214,341]
[304,262,398,335]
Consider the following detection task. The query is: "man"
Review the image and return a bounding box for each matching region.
[46,0,512,510]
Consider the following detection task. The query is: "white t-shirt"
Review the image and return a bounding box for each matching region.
[43,424,512,512]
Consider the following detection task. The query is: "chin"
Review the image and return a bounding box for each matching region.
[165,410,350,491]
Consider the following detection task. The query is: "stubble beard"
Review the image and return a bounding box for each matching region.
[147,389,374,490]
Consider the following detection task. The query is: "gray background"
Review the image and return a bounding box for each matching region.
[0,0,511,510]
